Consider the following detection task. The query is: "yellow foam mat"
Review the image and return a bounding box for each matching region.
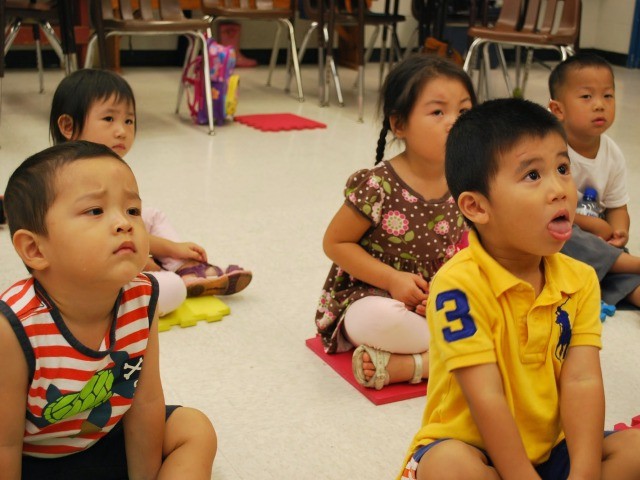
[159,296,231,332]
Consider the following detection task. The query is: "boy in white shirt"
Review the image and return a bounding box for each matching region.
[550,53,640,307]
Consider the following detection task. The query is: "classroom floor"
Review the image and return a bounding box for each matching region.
[1,58,640,479]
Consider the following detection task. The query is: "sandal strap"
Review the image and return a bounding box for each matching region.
[176,263,223,279]
[409,353,423,384]
[372,349,390,390]
[352,345,390,390]
[225,264,246,274]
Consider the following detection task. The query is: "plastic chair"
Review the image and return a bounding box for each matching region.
[463,0,581,100]
[292,0,404,108]
[2,0,78,94]
[85,0,216,135]
[201,0,304,102]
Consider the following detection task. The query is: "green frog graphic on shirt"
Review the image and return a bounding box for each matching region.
[29,351,143,434]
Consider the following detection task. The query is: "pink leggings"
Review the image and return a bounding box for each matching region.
[343,296,429,354]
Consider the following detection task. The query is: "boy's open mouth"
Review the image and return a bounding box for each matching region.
[548,212,572,241]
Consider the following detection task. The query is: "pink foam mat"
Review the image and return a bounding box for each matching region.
[234,113,326,132]
[305,336,427,405]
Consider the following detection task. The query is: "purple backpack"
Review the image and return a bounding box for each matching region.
[182,36,237,126]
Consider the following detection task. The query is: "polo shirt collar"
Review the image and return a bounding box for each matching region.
[467,230,584,300]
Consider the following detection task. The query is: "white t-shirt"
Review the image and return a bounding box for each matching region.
[569,134,629,209]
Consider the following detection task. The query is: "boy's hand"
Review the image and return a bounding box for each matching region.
[388,271,429,311]
[607,229,629,248]
[168,242,208,263]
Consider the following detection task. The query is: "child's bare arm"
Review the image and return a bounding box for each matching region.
[573,214,614,241]
[149,235,207,263]
[559,345,604,480]
[323,205,429,309]
[604,205,630,247]
[0,314,28,479]
[123,315,165,479]
[455,363,541,480]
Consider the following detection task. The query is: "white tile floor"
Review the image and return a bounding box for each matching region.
[1,59,640,480]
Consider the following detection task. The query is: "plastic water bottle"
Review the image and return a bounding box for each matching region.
[576,187,605,218]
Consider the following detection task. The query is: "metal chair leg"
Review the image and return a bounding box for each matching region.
[40,22,65,65]
[266,23,283,87]
[354,26,379,88]
[321,24,343,106]
[282,19,303,101]
[328,46,344,106]
[4,20,23,55]
[357,64,364,122]
[84,35,97,68]
[196,32,215,135]
[176,36,197,114]
[496,44,513,97]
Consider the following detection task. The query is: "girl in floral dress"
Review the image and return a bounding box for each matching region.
[315,56,477,389]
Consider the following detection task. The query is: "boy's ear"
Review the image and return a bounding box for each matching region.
[57,114,75,141]
[12,229,50,272]
[458,191,490,226]
[548,100,564,120]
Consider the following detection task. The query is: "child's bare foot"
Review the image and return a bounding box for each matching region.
[352,345,428,390]
[360,350,429,383]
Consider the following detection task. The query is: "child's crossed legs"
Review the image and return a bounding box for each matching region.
[402,429,640,480]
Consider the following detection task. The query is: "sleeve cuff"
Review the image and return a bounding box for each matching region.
[445,349,496,371]
[570,333,602,349]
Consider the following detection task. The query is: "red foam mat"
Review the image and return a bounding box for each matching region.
[305,336,427,405]
[234,113,326,132]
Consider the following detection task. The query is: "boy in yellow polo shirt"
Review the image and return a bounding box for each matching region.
[398,98,640,480]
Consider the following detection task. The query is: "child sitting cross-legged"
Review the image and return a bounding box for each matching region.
[398,98,640,480]
[0,141,216,479]
[549,53,640,308]
[315,56,475,390]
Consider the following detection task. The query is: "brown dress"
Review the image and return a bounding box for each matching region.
[315,161,468,353]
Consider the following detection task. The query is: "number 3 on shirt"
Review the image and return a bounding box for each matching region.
[435,289,477,342]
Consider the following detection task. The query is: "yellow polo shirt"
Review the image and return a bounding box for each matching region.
[399,230,601,475]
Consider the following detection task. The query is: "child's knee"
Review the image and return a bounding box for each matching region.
[166,407,217,453]
[152,272,187,316]
[606,428,640,462]
[418,440,496,480]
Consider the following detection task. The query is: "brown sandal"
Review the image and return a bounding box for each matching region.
[176,263,252,297]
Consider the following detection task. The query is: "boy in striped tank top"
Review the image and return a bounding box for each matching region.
[0,142,216,479]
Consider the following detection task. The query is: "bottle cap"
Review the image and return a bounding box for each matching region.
[583,187,598,201]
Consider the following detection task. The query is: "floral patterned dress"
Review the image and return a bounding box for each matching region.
[315,161,468,353]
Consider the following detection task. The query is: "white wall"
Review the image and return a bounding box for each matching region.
[580,0,635,53]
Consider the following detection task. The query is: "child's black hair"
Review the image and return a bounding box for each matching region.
[375,55,477,164]
[446,98,566,209]
[548,53,614,100]
[49,69,136,145]
[5,141,125,240]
